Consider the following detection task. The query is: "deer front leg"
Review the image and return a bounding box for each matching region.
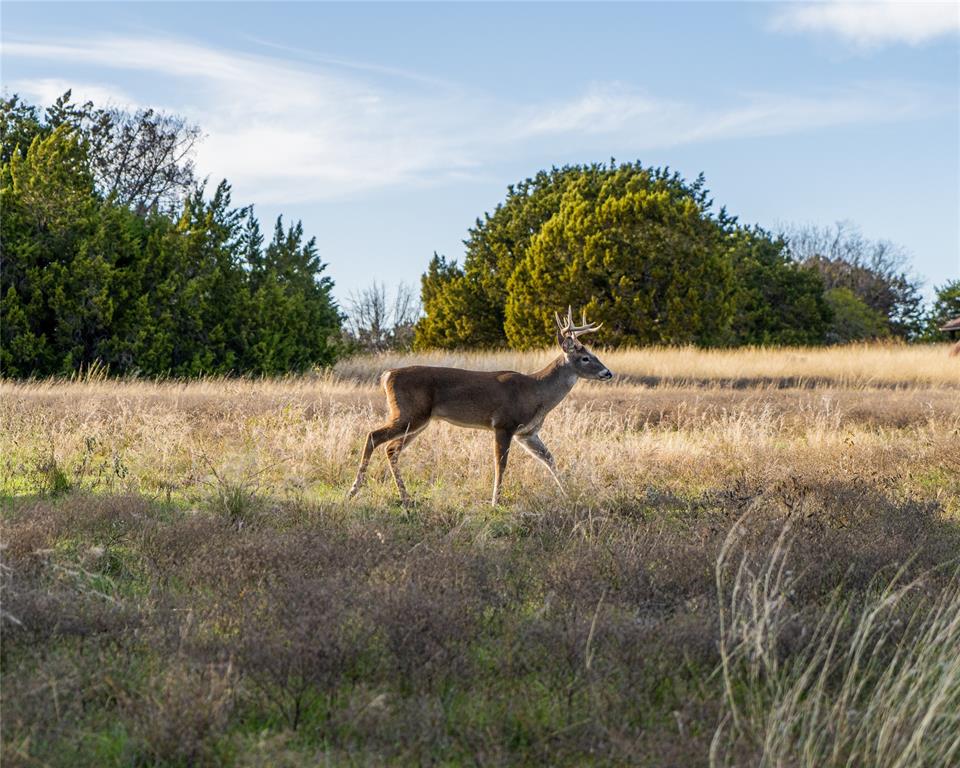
[347,431,378,499]
[492,428,513,507]
[516,433,565,495]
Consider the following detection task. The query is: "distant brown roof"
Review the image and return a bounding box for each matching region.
[941,316,960,332]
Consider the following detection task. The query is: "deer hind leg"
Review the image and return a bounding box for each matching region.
[384,423,427,507]
[516,433,565,495]
[491,428,513,507]
[347,419,425,501]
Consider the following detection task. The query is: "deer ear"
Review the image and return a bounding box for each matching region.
[560,335,579,353]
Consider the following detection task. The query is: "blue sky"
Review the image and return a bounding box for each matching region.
[2,1,958,305]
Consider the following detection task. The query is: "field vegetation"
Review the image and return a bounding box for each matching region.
[2,343,960,766]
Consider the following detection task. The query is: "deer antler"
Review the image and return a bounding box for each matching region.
[554,306,602,339]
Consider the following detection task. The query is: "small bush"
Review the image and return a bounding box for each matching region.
[38,454,72,497]
[234,573,369,730]
[122,661,236,766]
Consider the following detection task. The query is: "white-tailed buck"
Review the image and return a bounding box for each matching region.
[347,307,614,506]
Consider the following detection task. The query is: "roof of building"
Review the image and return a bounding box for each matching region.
[941,316,960,332]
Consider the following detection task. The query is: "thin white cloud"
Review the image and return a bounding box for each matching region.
[2,35,947,203]
[770,1,960,48]
[513,83,670,137]
[675,83,936,144]
[244,36,460,92]
[6,77,139,111]
[513,81,936,148]
[3,36,485,202]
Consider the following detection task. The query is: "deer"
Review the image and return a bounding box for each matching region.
[346,307,614,507]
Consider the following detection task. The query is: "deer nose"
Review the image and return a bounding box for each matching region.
[599,369,613,380]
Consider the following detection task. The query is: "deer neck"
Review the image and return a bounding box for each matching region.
[531,355,578,412]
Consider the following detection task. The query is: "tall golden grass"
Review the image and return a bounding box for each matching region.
[2,343,958,511]
[333,342,960,388]
[714,517,960,767]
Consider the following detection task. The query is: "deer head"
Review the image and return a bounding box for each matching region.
[555,306,613,380]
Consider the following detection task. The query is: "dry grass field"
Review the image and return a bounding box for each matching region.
[2,343,959,766]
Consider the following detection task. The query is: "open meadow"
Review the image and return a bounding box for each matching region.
[3,343,960,766]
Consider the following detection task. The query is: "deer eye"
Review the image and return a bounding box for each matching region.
[580,356,590,363]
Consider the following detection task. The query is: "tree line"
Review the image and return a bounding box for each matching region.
[2,94,958,379]
[1,93,341,378]
[415,162,956,350]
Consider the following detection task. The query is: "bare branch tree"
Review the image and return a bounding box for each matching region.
[44,91,202,215]
[780,221,925,339]
[89,108,202,215]
[344,282,421,352]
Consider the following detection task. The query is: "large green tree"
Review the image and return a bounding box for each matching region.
[416,162,724,348]
[726,228,832,346]
[245,216,341,374]
[504,174,733,348]
[1,125,109,375]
